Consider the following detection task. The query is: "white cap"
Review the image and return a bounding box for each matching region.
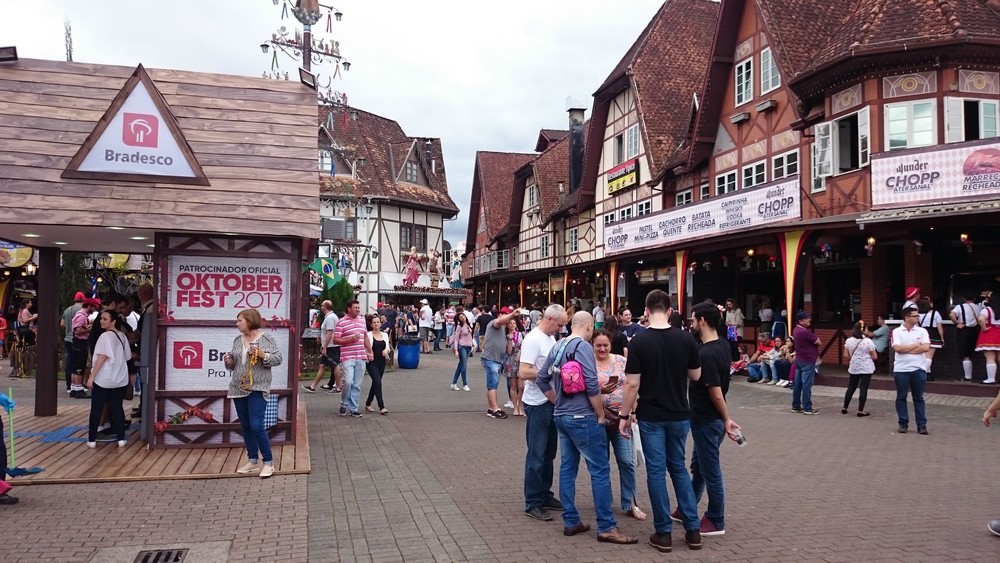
[420,299,428,304]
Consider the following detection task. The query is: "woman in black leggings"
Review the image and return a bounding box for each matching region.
[843,321,877,416]
[364,314,392,415]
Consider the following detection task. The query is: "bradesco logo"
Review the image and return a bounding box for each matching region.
[173,341,203,369]
[123,113,159,148]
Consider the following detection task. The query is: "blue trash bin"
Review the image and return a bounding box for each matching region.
[397,336,421,369]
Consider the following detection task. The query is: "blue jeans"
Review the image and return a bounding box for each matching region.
[690,418,726,529]
[523,401,557,511]
[606,426,637,511]
[481,358,502,391]
[747,362,773,381]
[433,328,443,350]
[452,345,470,385]
[894,369,927,427]
[638,419,700,534]
[554,414,617,534]
[792,360,816,410]
[340,359,367,413]
[233,391,272,463]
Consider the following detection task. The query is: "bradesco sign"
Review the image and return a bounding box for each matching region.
[77,81,196,177]
[605,178,800,256]
[166,255,291,321]
[871,140,1000,207]
[164,326,290,391]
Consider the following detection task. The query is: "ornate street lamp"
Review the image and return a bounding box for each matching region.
[261,0,351,81]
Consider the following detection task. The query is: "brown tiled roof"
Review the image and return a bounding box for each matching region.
[533,134,571,226]
[464,151,535,250]
[317,106,457,215]
[786,0,1000,80]
[535,129,569,152]
[756,1,858,80]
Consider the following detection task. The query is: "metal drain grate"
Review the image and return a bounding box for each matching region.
[133,548,189,563]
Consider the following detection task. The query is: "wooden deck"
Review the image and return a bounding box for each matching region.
[5,401,310,485]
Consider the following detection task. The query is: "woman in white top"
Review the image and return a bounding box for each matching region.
[85,309,131,448]
[843,321,877,417]
[916,298,944,381]
[724,298,745,361]
[365,314,392,414]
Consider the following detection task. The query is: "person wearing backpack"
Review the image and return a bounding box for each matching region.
[536,311,638,545]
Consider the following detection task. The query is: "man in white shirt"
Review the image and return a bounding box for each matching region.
[418,299,434,354]
[950,294,982,382]
[518,303,568,521]
[593,300,606,328]
[303,300,341,394]
[892,306,931,435]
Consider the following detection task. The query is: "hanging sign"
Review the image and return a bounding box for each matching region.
[871,140,1000,207]
[0,241,33,268]
[166,255,291,321]
[607,158,640,195]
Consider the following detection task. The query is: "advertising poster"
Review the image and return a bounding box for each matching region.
[871,140,1000,207]
[163,326,290,391]
[0,241,33,268]
[166,255,291,321]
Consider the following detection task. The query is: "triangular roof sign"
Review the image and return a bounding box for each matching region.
[62,64,209,185]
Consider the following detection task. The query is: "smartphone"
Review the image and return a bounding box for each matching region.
[607,375,619,386]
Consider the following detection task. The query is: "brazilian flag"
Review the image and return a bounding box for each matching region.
[308,258,341,289]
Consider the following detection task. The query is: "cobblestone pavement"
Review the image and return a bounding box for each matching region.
[3,351,1000,562]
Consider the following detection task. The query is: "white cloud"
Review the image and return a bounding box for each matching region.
[0,0,662,244]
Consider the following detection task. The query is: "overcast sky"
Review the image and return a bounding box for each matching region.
[1,0,662,245]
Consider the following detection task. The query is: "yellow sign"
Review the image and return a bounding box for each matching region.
[0,241,32,268]
[607,158,640,195]
[109,254,131,269]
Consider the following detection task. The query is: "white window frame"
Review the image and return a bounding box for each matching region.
[699,181,710,200]
[742,160,766,190]
[884,99,936,151]
[604,212,616,226]
[772,150,799,180]
[945,97,999,143]
[760,47,780,94]
[735,58,753,106]
[637,200,652,216]
[319,151,333,175]
[567,227,579,254]
[675,190,693,207]
[613,134,625,165]
[619,206,633,222]
[540,235,550,259]
[527,185,538,208]
[404,160,419,182]
[715,171,737,195]
[812,106,870,184]
[626,124,640,159]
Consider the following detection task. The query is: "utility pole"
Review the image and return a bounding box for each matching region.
[64,18,73,62]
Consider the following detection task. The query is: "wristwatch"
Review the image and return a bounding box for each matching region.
[620,413,631,421]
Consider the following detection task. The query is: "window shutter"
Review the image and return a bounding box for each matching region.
[982,101,998,139]
[814,122,833,178]
[858,107,871,166]
[945,97,964,144]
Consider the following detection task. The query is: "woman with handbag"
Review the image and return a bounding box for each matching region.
[502,317,524,416]
[843,321,877,416]
[593,328,646,521]
[84,309,131,448]
[224,308,283,478]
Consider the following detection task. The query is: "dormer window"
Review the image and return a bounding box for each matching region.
[405,160,419,182]
[735,58,753,106]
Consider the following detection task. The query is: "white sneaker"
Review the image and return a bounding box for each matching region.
[117,440,127,448]
[503,401,514,409]
[450,384,460,391]
[259,464,275,478]
[462,385,471,392]
[767,380,776,385]
[86,441,96,449]
[756,378,767,383]
[237,462,260,474]
[781,380,790,387]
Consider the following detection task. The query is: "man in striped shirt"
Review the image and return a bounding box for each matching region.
[444,304,457,342]
[335,300,373,418]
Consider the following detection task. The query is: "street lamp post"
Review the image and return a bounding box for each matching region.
[260,0,350,78]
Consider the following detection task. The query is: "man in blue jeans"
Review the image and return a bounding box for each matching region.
[479,307,517,419]
[619,290,703,553]
[537,311,636,544]
[518,304,567,521]
[792,311,821,415]
[682,302,742,537]
[892,306,930,434]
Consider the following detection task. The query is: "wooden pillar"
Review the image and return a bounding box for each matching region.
[518,279,525,306]
[609,261,619,314]
[779,230,812,317]
[34,247,60,417]
[675,250,690,314]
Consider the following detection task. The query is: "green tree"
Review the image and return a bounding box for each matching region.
[59,253,88,311]
[321,278,356,314]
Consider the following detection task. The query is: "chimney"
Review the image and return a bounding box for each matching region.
[566,96,587,193]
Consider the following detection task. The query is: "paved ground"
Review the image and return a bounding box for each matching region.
[2,350,1000,562]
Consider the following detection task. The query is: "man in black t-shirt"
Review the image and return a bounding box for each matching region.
[618,289,703,553]
[684,302,742,539]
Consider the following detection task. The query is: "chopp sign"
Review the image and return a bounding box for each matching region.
[167,256,291,321]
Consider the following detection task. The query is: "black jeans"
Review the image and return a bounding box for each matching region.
[844,373,873,411]
[88,383,128,441]
[365,359,386,409]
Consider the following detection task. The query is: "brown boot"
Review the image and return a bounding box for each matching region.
[597,528,638,544]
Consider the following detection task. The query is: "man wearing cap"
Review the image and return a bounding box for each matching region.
[903,287,921,313]
[418,299,434,354]
[70,298,101,398]
[61,291,86,393]
[791,311,821,415]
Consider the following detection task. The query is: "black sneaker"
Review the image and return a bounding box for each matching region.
[542,497,563,511]
[0,493,19,505]
[301,384,316,394]
[684,528,702,550]
[791,407,803,413]
[918,426,928,435]
[351,411,363,418]
[525,506,552,521]
[648,532,672,553]
[897,423,908,433]
[339,407,347,417]
[802,409,820,415]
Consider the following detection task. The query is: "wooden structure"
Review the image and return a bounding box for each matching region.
[5,403,309,485]
[0,58,319,422]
